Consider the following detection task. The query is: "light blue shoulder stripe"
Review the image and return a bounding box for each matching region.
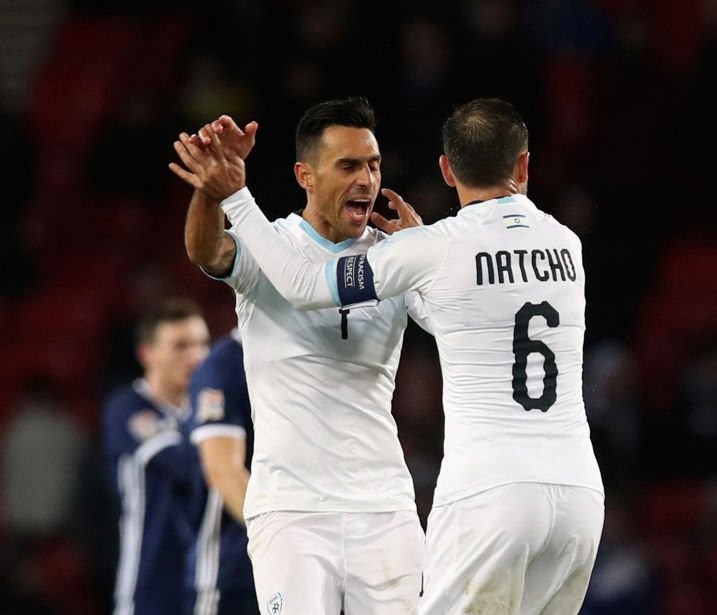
[325,260,341,306]
[299,219,357,253]
[201,230,241,281]
[226,229,242,266]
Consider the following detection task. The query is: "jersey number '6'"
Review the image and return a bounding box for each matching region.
[512,301,559,412]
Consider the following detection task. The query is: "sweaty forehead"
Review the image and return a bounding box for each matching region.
[317,126,380,162]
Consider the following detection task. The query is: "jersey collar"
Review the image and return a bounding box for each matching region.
[459,194,524,215]
[298,217,359,253]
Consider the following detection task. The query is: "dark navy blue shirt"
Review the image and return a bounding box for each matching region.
[184,333,256,608]
[103,380,193,615]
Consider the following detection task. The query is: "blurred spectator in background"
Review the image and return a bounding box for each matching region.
[183,329,258,615]
[1,375,86,538]
[102,298,209,615]
[0,375,88,615]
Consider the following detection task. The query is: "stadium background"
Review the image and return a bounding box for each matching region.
[0,0,716,613]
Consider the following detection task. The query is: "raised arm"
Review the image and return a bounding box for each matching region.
[172,124,422,310]
[172,124,337,308]
[219,173,427,308]
[221,188,338,309]
[170,119,258,276]
[184,189,236,276]
[221,187,426,309]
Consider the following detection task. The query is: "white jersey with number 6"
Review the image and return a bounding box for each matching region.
[360,194,603,505]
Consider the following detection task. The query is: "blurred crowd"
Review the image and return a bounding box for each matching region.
[0,0,716,613]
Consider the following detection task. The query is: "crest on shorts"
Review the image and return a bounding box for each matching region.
[267,592,283,615]
[196,388,226,423]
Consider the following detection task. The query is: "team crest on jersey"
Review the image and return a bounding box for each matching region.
[267,592,283,615]
[196,388,226,423]
[128,410,162,441]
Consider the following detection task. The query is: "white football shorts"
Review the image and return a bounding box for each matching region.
[420,483,604,615]
[247,510,424,615]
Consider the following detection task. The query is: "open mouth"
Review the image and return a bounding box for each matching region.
[345,198,371,224]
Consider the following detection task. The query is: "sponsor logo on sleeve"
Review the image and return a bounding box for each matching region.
[196,388,226,423]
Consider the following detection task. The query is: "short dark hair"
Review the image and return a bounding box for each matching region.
[135,298,204,345]
[295,97,376,161]
[442,98,528,188]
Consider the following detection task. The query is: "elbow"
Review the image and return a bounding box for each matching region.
[185,241,231,275]
[185,241,210,268]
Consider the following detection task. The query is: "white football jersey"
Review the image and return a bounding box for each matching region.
[364,195,604,506]
[218,214,419,519]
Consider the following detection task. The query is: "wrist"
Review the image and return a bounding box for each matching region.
[220,187,254,223]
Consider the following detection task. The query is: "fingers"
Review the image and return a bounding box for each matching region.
[213,115,239,134]
[243,120,259,137]
[370,211,400,235]
[173,136,203,173]
[207,123,242,165]
[179,131,207,161]
[381,187,414,213]
[379,187,423,229]
[208,123,222,148]
[168,161,200,188]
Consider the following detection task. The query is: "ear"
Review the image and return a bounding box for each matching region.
[439,155,456,187]
[515,151,529,185]
[136,342,151,371]
[294,162,314,192]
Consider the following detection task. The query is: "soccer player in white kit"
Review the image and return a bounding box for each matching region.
[171,98,426,615]
[186,98,606,615]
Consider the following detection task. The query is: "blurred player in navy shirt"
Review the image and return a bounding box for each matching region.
[103,298,210,615]
[184,329,258,615]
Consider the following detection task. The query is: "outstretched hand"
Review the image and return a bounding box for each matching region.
[191,115,259,161]
[169,123,247,201]
[370,188,423,235]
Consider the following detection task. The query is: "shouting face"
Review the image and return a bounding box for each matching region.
[297,126,381,243]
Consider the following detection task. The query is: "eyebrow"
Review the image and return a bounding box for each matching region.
[336,155,382,165]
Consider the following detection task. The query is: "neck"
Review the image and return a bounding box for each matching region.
[301,204,348,244]
[458,179,523,208]
[145,374,184,408]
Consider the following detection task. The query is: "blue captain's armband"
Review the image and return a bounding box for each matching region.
[336,254,378,306]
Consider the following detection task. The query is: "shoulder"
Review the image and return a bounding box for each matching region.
[207,336,244,366]
[103,383,148,417]
[196,341,242,378]
[273,212,302,234]
[191,338,244,393]
[528,198,582,248]
[102,384,163,443]
[375,220,453,258]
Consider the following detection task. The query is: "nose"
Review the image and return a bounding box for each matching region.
[355,163,374,188]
